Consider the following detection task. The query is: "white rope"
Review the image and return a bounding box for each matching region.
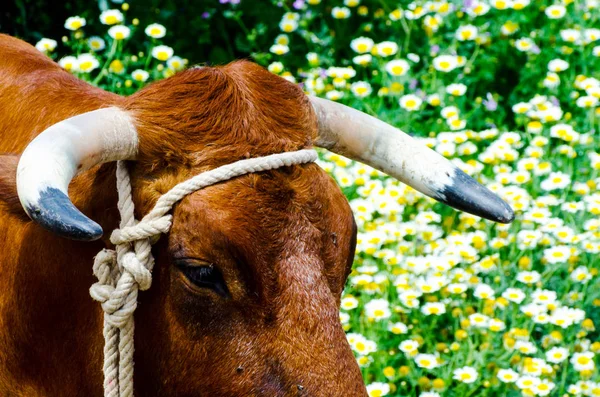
[89,149,317,396]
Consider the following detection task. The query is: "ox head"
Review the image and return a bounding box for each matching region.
[15,61,513,395]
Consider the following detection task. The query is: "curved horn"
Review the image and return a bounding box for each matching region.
[310,96,514,224]
[16,107,138,241]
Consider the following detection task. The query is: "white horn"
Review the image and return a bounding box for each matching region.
[310,96,514,223]
[16,107,138,241]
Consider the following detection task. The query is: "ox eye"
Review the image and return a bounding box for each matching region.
[175,259,229,297]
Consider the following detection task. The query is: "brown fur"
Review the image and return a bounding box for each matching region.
[0,34,366,396]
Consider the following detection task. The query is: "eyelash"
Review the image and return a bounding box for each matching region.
[175,259,230,298]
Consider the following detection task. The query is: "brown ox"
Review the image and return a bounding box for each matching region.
[0,34,513,396]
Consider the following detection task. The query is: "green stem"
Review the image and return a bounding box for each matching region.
[464,384,482,397]
[402,26,411,57]
[93,39,119,86]
[558,359,569,393]
[464,43,481,73]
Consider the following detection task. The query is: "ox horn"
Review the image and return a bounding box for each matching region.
[16,107,138,241]
[310,96,514,223]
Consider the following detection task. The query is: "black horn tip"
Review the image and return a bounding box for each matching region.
[439,169,515,224]
[27,187,104,241]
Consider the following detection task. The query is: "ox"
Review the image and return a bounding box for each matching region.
[0,34,513,396]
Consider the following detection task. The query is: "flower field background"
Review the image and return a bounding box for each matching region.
[10,0,600,395]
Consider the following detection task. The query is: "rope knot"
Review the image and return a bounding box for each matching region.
[90,249,138,328]
[121,252,152,291]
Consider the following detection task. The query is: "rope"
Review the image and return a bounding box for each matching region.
[89,149,317,396]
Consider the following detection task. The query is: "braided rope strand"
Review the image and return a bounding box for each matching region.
[90,149,317,396]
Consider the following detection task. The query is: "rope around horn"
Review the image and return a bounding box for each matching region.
[89,149,317,397]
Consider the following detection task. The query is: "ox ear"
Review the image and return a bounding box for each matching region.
[0,155,29,221]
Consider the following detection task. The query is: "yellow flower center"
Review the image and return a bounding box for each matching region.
[390,10,402,19]
[109,60,124,73]
[578,356,590,364]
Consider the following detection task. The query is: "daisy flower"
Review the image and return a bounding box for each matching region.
[145,23,167,38]
[35,38,57,53]
[350,37,374,54]
[399,94,423,111]
[131,69,150,82]
[108,25,130,40]
[433,55,458,72]
[453,366,478,384]
[385,59,410,76]
[64,16,86,31]
[99,9,124,25]
[497,368,519,383]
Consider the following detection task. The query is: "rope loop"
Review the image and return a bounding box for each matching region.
[110,216,172,246]
[90,149,317,396]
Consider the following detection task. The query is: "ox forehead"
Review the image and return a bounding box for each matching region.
[0,33,514,397]
[167,161,356,302]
